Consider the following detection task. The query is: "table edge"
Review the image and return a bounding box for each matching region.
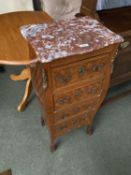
[0,58,39,66]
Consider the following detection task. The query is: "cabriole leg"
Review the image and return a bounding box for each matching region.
[87,124,94,136]
[50,139,57,152]
[41,117,45,126]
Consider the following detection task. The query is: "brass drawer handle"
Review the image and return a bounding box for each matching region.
[57,97,70,105]
[85,86,98,94]
[56,74,71,84]
[120,41,130,49]
[89,87,97,94]
[92,63,104,72]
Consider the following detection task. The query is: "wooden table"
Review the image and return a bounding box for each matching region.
[0,11,53,111]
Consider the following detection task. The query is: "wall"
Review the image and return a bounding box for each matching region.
[0,0,33,14]
[43,0,82,20]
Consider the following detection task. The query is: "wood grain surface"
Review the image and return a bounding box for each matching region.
[0,11,53,65]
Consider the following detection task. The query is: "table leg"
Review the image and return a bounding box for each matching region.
[17,78,32,112]
[10,68,32,112]
[87,124,94,136]
[10,68,30,81]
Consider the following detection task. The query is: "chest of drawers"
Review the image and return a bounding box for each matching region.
[21,16,122,151]
[80,0,131,87]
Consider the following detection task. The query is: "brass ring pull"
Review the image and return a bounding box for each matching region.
[120,41,130,49]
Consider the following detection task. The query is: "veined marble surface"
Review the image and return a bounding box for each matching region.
[21,16,123,63]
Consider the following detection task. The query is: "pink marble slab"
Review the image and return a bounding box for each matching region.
[20,16,123,63]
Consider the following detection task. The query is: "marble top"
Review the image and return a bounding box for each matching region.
[21,16,123,63]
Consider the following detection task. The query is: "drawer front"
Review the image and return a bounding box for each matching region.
[54,99,98,123]
[54,110,93,137]
[52,54,108,89]
[54,81,102,110]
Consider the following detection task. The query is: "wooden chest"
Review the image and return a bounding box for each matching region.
[21,16,122,151]
[80,0,131,87]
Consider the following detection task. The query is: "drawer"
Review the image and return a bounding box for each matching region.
[54,81,102,110]
[54,98,98,123]
[52,54,108,89]
[54,110,93,138]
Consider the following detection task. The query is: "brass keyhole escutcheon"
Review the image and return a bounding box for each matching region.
[78,66,86,75]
